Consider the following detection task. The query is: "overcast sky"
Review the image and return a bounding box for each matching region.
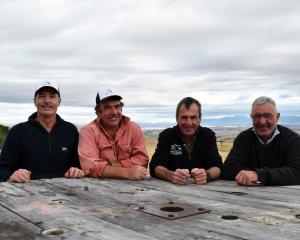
[1,0,300,125]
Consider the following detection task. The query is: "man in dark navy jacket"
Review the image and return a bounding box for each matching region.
[150,97,223,185]
[0,81,84,182]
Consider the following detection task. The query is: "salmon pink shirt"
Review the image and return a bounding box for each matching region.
[78,115,149,177]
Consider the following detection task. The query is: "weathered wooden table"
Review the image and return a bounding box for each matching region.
[0,178,299,240]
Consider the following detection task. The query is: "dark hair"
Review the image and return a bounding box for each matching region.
[94,100,124,114]
[176,97,201,119]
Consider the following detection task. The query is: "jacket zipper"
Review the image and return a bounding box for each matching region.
[48,133,52,154]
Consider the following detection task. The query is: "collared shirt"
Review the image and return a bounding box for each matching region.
[78,115,149,177]
[252,127,280,144]
[180,127,199,157]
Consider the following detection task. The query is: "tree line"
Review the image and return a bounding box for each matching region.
[0,124,9,150]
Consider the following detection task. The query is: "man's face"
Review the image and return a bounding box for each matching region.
[34,89,61,117]
[251,103,280,141]
[176,103,201,139]
[98,100,123,129]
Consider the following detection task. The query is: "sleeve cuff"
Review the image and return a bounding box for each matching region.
[255,168,268,185]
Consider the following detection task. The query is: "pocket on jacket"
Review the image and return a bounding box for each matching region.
[97,143,115,162]
[117,145,132,160]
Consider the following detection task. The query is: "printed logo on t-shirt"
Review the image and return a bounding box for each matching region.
[61,147,68,152]
[170,144,182,155]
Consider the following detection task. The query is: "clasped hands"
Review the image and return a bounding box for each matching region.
[171,168,208,185]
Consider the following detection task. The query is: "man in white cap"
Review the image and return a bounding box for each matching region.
[78,88,149,180]
[0,81,84,182]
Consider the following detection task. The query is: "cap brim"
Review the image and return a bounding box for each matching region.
[35,86,60,96]
[100,95,122,102]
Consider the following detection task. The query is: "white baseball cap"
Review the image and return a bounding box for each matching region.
[34,80,60,97]
[96,88,122,104]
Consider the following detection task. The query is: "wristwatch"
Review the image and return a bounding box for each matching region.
[206,171,212,182]
[107,159,113,166]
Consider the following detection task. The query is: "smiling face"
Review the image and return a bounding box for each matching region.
[97,100,123,130]
[176,103,201,140]
[34,88,61,117]
[251,103,280,142]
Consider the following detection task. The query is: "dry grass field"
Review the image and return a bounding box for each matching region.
[216,138,233,161]
[145,135,159,160]
[145,135,233,162]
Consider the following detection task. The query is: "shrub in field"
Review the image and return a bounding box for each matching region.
[0,124,9,150]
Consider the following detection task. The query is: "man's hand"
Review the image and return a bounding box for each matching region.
[64,167,85,178]
[235,170,259,186]
[10,169,31,183]
[126,165,147,180]
[191,168,207,185]
[171,169,190,185]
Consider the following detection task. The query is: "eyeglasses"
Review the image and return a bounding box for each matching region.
[250,113,273,121]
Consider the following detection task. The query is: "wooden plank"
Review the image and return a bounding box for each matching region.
[0,204,54,240]
[126,179,300,228]
[37,178,300,240]
[0,181,158,240]
[123,178,300,209]
[205,180,300,198]
[16,179,242,240]
[2,178,300,240]
[134,178,300,199]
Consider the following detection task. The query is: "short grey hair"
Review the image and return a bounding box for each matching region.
[251,96,277,114]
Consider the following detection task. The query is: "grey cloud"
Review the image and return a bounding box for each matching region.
[0,0,300,113]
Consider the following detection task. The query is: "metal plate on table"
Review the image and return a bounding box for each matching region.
[133,202,209,220]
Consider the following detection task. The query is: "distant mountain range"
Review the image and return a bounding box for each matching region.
[203,116,300,126]
[139,115,300,129]
[143,116,300,138]
[204,116,300,126]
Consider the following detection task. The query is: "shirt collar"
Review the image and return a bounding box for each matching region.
[176,125,200,143]
[252,127,280,144]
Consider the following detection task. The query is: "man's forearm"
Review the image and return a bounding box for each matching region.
[120,154,149,168]
[153,166,174,182]
[101,165,129,179]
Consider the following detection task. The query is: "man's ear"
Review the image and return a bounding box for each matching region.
[276,112,280,121]
[96,108,102,118]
